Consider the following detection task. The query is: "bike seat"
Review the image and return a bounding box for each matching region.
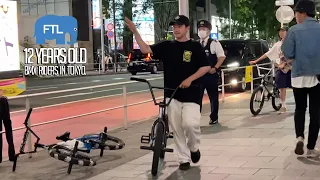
[56,131,71,141]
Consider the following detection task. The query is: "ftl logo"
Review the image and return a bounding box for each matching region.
[23,15,87,77]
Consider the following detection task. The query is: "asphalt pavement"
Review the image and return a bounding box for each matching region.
[9,73,164,112]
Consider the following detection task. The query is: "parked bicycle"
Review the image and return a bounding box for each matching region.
[13,108,125,174]
[130,77,180,176]
[249,64,282,115]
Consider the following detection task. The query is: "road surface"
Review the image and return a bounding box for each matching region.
[9,73,164,112]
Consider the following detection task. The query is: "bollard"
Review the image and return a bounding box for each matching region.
[123,85,128,130]
[25,97,32,158]
[251,67,254,93]
[221,71,225,102]
[98,63,101,74]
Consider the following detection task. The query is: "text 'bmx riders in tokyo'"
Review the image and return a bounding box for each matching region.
[24,15,87,77]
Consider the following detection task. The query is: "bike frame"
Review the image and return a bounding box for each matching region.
[130,77,178,145]
[256,64,278,97]
[13,108,86,174]
[13,108,62,172]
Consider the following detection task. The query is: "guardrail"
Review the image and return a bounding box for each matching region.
[1,62,274,158]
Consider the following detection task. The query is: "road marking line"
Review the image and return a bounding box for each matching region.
[113,77,125,80]
[67,82,77,85]
[12,77,163,99]
[47,88,122,99]
[27,87,58,91]
[11,89,153,114]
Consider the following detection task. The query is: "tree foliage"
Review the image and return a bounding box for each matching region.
[214,0,297,41]
[142,0,179,41]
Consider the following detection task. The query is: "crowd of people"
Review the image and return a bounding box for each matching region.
[124,0,320,170]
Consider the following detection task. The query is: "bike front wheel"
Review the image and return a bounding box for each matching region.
[79,134,125,150]
[250,86,265,116]
[151,123,164,176]
[49,145,96,166]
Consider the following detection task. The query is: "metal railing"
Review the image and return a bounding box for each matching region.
[1,62,274,158]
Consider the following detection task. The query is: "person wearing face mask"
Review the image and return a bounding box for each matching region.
[282,0,320,158]
[197,20,226,125]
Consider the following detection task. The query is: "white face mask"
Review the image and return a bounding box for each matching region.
[198,30,208,39]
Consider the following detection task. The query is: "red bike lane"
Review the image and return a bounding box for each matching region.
[1,91,234,159]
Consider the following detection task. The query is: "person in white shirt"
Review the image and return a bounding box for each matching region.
[249,27,291,113]
[197,20,226,125]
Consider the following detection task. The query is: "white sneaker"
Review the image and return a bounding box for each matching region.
[294,137,304,155]
[307,148,320,158]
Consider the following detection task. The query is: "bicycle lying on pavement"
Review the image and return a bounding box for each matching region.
[249,64,282,115]
[130,77,178,176]
[12,108,125,174]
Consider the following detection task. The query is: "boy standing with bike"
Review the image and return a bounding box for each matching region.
[125,15,210,170]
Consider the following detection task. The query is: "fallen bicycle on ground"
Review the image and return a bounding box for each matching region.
[12,108,125,174]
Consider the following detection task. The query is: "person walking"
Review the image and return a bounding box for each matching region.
[197,20,226,125]
[125,15,210,170]
[0,89,16,163]
[282,0,320,158]
[249,27,292,113]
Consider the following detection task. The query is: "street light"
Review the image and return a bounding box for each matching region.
[99,0,105,72]
[229,0,231,39]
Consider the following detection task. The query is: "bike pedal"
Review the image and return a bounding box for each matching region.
[140,146,153,151]
[141,135,150,144]
[163,148,174,153]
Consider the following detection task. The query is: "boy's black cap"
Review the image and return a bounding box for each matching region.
[294,0,315,15]
[169,15,190,26]
[197,20,212,30]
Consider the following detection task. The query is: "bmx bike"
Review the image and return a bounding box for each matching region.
[249,64,282,115]
[130,77,179,176]
[13,108,125,174]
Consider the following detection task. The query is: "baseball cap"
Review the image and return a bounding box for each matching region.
[197,20,212,30]
[294,0,316,15]
[169,15,190,26]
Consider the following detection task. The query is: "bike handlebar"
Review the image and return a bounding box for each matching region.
[130,77,196,107]
[255,64,274,78]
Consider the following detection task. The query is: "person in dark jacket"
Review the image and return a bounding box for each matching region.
[0,89,16,163]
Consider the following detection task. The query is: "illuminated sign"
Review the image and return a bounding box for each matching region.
[0,0,20,72]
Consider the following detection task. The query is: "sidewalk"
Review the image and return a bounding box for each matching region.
[88,91,320,180]
[2,91,319,180]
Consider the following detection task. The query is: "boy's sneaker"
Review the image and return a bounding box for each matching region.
[179,162,190,170]
[307,148,320,158]
[191,150,201,163]
[294,137,304,155]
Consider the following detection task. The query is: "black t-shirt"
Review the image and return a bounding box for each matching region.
[150,40,209,105]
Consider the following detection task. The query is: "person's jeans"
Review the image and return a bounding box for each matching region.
[293,83,320,150]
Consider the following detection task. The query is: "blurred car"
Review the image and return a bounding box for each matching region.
[219,39,271,92]
[127,49,163,75]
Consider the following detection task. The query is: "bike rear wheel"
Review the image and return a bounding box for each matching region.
[49,145,96,166]
[152,123,164,176]
[250,86,265,116]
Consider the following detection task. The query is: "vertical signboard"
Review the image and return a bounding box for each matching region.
[92,0,101,29]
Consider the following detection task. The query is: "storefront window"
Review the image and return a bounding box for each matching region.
[20,0,56,16]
